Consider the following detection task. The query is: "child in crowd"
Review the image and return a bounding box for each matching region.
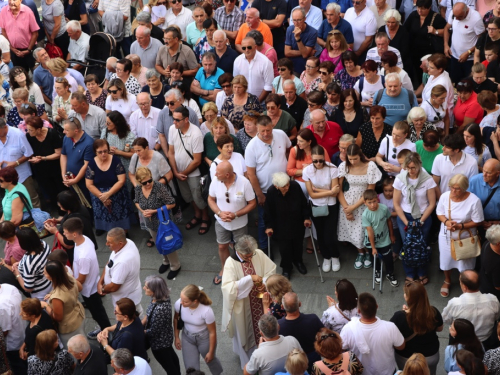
[378,177,403,262]
[483,42,499,68]
[397,149,412,170]
[471,63,498,94]
[362,189,398,286]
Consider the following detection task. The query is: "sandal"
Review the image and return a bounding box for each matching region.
[306,247,314,254]
[146,238,155,247]
[185,216,202,230]
[198,219,211,235]
[440,281,451,298]
[419,276,429,285]
[213,274,222,285]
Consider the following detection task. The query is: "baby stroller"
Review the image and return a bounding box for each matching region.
[67,32,116,86]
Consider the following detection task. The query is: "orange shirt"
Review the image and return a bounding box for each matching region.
[286,146,331,182]
[235,21,273,46]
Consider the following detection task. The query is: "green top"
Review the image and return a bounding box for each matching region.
[415,140,443,174]
[203,133,243,161]
[362,203,392,248]
[2,183,31,221]
[264,110,297,136]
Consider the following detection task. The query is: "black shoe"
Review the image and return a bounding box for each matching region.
[158,264,170,274]
[167,267,181,280]
[294,262,307,275]
[282,270,291,279]
[96,229,106,236]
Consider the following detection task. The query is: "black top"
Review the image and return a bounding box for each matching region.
[278,313,324,354]
[24,310,55,357]
[332,106,368,138]
[487,59,500,82]
[215,47,239,74]
[331,151,342,167]
[473,78,498,95]
[0,266,29,297]
[403,10,446,59]
[390,307,443,358]
[74,344,107,375]
[480,242,500,300]
[281,95,308,130]
[26,128,63,175]
[264,180,311,240]
[132,25,165,45]
[252,0,287,46]
[145,299,174,350]
[141,84,169,110]
[359,122,393,159]
[379,23,416,75]
[476,33,500,62]
[58,206,98,250]
[112,318,148,360]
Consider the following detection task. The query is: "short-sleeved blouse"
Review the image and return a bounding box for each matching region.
[134,181,175,231]
[85,89,108,110]
[272,75,305,96]
[3,237,25,265]
[319,49,345,74]
[408,122,437,143]
[85,155,126,189]
[109,74,141,96]
[129,151,171,182]
[321,304,361,333]
[27,350,74,375]
[2,183,31,221]
[194,36,215,63]
[335,69,361,90]
[332,106,368,138]
[312,352,364,375]
[299,71,321,94]
[453,91,484,128]
[359,122,392,159]
[235,130,255,155]
[105,96,139,124]
[220,93,262,130]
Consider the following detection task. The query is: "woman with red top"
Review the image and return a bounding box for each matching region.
[453,80,484,130]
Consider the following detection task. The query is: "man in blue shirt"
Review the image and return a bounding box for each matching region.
[32,47,53,104]
[285,8,317,74]
[190,51,223,107]
[469,159,500,233]
[317,3,354,48]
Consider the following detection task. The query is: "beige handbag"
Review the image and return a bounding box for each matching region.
[448,195,481,261]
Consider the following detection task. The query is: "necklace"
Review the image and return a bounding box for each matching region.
[188,305,198,315]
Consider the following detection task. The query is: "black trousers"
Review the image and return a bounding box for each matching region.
[311,205,339,259]
[277,235,305,272]
[152,346,181,375]
[11,51,35,71]
[374,245,394,275]
[82,292,111,330]
[54,31,70,58]
[7,350,27,375]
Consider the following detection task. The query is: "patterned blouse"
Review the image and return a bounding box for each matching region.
[483,347,500,375]
[235,129,255,155]
[299,71,321,94]
[268,302,286,319]
[335,69,361,90]
[321,304,361,333]
[194,36,215,63]
[145,298,174,350]
[100,129,136,176]
[7,105,44,128]
[109,73,141,96]
[359,122,393,159]
[220,93,262,130]
[86,89,108,110]
[0,330,8,374]
[134,181,175,231]
[52,94,72,123]
[312,352,364,375]
[27,350,74,375]
[408,122,436,143]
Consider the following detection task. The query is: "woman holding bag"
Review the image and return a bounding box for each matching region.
[134,167,181,280]
[436,174,484,298]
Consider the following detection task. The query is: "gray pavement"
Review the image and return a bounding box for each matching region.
[2,206,460,374]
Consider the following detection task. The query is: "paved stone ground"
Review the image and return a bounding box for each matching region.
[1,206,460,374]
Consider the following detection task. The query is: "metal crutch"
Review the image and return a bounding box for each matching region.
[267,232,272,259]
[309,227,324,283]
[372,254,384,293]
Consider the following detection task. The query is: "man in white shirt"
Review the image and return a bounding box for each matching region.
[0,283,25,374]
[233,37,274,103]
[440,0,475,23]
[341,293,405,375]
[365,32,403,70]
[165,0,193,41]
[111,348,152,375]
[66,20,90,71]
[290,0,323,30]
[63,217,111,340]
[431,133,479,198]
[130,92,160,150]
[443,3,484,84]
[344,0,377,62]
[97,228,144,317]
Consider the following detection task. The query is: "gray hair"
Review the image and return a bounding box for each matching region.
[110,348,135,370]
[106,57,118,69]
[164,88,183,101]
[213,29,227,40]
[144,275,170,301]
[486,225,500,245]
[339,134,355,143]
[202,51,217,62]
[384,9,401,22]
[67,335,90,354]
[407,107,427,123]
[66,20,81,32]
[272,172,290,188]
[282,292,300,313]
[258,314,279,339]
[246,7,260,17]
[145,68,161,80]
[136,25,151,37]
[234,235,258,255]
[33,47,45,60]
[136,11,152,24]
[326,2,340,12]
[283,79,296,89]
[310,109,326,122]
[107,227,127,242]
[385,72,401,84]
[292,7,306,18]
[246,30,263,46]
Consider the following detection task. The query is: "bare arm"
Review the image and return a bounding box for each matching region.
[355,35,374,56]
[262,14,285,29]
[246,166,265,206]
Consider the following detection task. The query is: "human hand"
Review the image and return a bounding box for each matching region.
[19,348,27,360]
[43,222,58,234]
[99,192,110,203]
[257,193,266,206]
[63,178,78,187]
[372,248,378,256]
[326,295,336,307]
[43,294,51,301]
[402,304,409,311]
[390,234,396,244]
[28,156,41,164]
[427,26,436,34]
[251,274,263,284]
[4,161,17,168]
[343,205,353,215]
[265,228,273,236]
[158,17,165,23]
[304,219,312,228]
[174,337,181,350]
[458,51,470,63]
[97,282,106,296]
[204,351,214,363]
[175,172,187,181]
[444,45,451,58]
[293,27,302,39]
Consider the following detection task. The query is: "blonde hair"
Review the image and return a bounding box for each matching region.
[46,58,68,74]
[402,353,430,375]
[231,75,248,89]
[265,274,292,303]
[135,166,152,183]
[12,87,29,100]
[202,101,218,116]
[430,84,447,98]
[181,284,212,305]
[448,173,469,191]
[284,349,309,375]
[211,117,230,136]
[325,30,348,53]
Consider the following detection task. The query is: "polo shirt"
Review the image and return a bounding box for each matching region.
[285,23,317,73]
[317,17,354,44]
[469,173,500,221]
[68,32,90,63]
[0,126,33,183]
[372,89,418,126]
[473,78,497,95]
[155,44,200,73]
[245,335,302,375]
[129,107,161,149]
[73,235,99,298]
[233,51,274,98]
[440,0,475,23]
[278,314,324,354]
[69,104,107,140]
[195,67,224,106]
[61,132,94,181]
[448,8,484,60]
[431,152,479,194]
[185,21,205,46]
[74,345,108,375]
[130,37,163,69]
[235,21,274,46]
[281,95,307,127]
[214,5,245,32]
[290,5,323,30]
[168,123,204,177]
[366,45,403,69]
[98,0,131,37]
[344,6,377,51]
[165,6,193,40]
[0,4,39,49]
[306,121,343,157]
[156,106,200,141]
[215,46,239,73]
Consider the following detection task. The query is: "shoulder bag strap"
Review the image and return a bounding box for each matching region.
[178,129,194,160]
[341,351,350,372]
[145,301,163,329]
[448,193,452,221]
[483,186,499,209]
[386,135,390,161]
[13,191,33,218]
[359,76,364,93]
[334,304,351,322]
[430,12,437,27]
[405,332,418,342]
[314,360,334,374]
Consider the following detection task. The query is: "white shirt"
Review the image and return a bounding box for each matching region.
[480,106,500,128]
[104,239,142,306]
[105,95,139,124]
[129,107,161,149]
[421,71,455,115]
[68,32,90,63]
[447,8,484,60]
[0,284,24,351]
[73,235,100,298]
[290,5,323,30]
[431,152,479,193]
[344,6,378,52]
[378,136,416,176]
[442,291,500,342]
[393,174,437,214]
[174,299,216,333]
[354,75,385,102]
[0,34,9,59]
[128,357,152,375]
[440,0,475,22]
[165,6,193,40]
[184,98,202,121]
[233,51,274,98]
[0,126,34,183]
[209,152,247,180]
[366,46,403,70]
[168,123,204,177]
[216,90,227,113]
[209,172,255,230]
[420,100,447,129]
[302,162,339,206]
[379,193,397,228]
[245,129,291,193]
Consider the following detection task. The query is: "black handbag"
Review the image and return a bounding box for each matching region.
[177,305,184,331]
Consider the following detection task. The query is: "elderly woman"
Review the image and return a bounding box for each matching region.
[209,135,246,179]
[376,121,416,176]
[109,58,142,95]
[321,279,360,333]
[479,90,500,129]
[302,91,327,128]
[52,77,72,126]
[354,60,385,108]
[381,51,413,92]
[262,274,292,319]
[201,102,236,136]
[334,51,362,91]
[273,58,306,97]
[393,152,436,282]
[436,174,484,297]
[84,74,107,110]
[141,69,169,109]
[236,111,259,155]
[320,30,349,74]
[356,105,392,161]
[42,0,70,57]
[264,172,312,279]
[19,298,55,360]
[415,129,443,174]
[105,79,139,124]
[0,167,33,226]
[142,275,181,375]
[194,18,217,63]
[407,107,436,142]
[127,54,148,87]
[420,84,449,136]
[463,123,491,172]
[300,56,321,94]
[7,88,30,127]
[85,139,134,232]
[333,88,369,138]
[453,80,484,130]
[422,54,454,117]
[203,117,242,165]
[134,167,180,278]
[27,329,74,375]
[220,75,261,130]
[265,94,297,141]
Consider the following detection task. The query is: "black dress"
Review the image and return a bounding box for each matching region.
[111,318,148,360]
[332,106,369,138]
[358,122,393,159]
[24,310,55,357]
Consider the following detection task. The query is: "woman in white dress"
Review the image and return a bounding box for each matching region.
[420,84,449,138]
[338,144,382,270]
[462,123,491,173]
[321,278,360,333]
[376,121,416,177]
[436,174,484,298]
[421,54,454,121]
[105,78,139,124]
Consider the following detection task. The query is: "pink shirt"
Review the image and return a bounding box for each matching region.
[261,43,278,77]
[3,237,24,265]
[0,5,39,49]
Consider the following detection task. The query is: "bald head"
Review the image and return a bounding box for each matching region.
[67,334,90,354]
[460,270,480,292]
[282,292,300,313]
[484,158,500,172]
[482,159,500,185]
[453,2,468,18]
[311,109,326,122]
[215,161,234,182]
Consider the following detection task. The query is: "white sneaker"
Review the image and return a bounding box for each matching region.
[322,258,331,272]
[331,258,341,272]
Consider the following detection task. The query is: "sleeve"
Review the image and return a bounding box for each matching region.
[471,195,485,223]
[436,193,446,216]
[167,125,175,146]
[391,323,405,348]
[474,15,485,35]
[337,161,346,178]
[157,153,171,176]
[203,306,216,325]
[277,0,287,15]
[54,0,64,17]
[31,84,44,106]
[244,179,255,201]
[192,131,204,154]
[361,210,371,228]
[109,263,128,285]
[393,177,404,191]
[310,9,323,30]
[431,155,442,177]
[245,354,260,374]
[174,299,181,314]
[286,147,298,177]
[434,307,444,328]
[114,331,136,352]
[464,103,483,120]
[85,163,94,180]
[365,14,378,36]
[245,143,257,168]
[115,158,126,175]
[367,161,382,184]
[20,132,34,157]
[120,0,131,18]
[208,176,217,197]
[128,154,138,174]
[263,59,274,92]
[77,257,91,275]
[83,144,95,161]
[285,27,292,46]
[343,23,354,44]
[235,27,245,45]
[304,28,317,47]
[105,96,112,111]
[295,79,305,95]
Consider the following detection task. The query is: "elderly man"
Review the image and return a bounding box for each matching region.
[443,270,500,347]
[280,80,308,126]
[444,3,484,84]
[104,56,117,90]
[133,11,164,44]
[235,8,273,53]
[344,0,377,62]
[221,235,276,368]
[214,0,245,43]
[252,0,287,58]
[66,21,90,71]
[190,52,224,106]
[234,37,274,102]
[208,161,256,285]
[0,284,25,375]
[481,225,500,302]
[111,348,152,375]
[130,26,163,69]
[306,109,343,158]
[68,335,108,375]
[246,116,291,253]
[67,92,106,140]
[290,0,322,30]
[244,314,302,375]
[155,27,200,79]
[165,0,192,40]
[130,92,160,149]
[285,8,317,73]
[98,0,132,56]
[0,0,38,70]
[214,30,239,73]
[470,159,500,235]
[32,47,53,104]
[365,32,403,69]
[186,6,206,46]
[317,3,354,48]
[372,73,418,126]
[331,133,355,166]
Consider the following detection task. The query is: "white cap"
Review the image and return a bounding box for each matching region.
[420,54,432,62]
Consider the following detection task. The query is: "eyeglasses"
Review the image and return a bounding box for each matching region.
[241,46,253,50]
[353,0,362,4]
[238,251,256,261]
[312,159,325,164]
[137,102,149,107]
[141,178,153,185]
[169,0,180,4]
[278,67,287,72]
[305,65,317,69]
[115,68,124,73]
[166,101,177,106]
[319,333,337,341]
[292,18,304,22]
[173,117,186,122]
[225,191,230,203]
[221,84,231,88]
[307,102,318,107]
[488,27,499,31]
[320,71,329,75]
[392,147,397,159]
[108,89,120,94]
[114,310,123,315]
[96,150,109,155]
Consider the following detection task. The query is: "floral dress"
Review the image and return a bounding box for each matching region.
[299,71,321,94]
[27,350,74,375]
[86,89,108,110]
[335,69,361,90]
[220,93,262,130]
[101,128,136,191]
[338,161,382,249]
[194,36,215,63]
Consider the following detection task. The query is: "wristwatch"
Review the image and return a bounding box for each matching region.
[216,210,221,217]
[468,49,473,55]
[435,30,438,35]
[234,212,238,219]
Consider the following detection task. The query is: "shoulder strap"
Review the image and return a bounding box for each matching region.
[146,301,164,329]
[359,76,364,93]
[430,12,437,27]
[483,186,499,209]
[315,360,334,374]
[375,88,384,104]
[405,332,418,342]
[386,135,390,161]
[13,191,33,217]
[334,304,352,322]
[448,193,452,221]
[178,129,194,160]
[341,351,350,372]
[381,74,385,87]
[407,89,416,107]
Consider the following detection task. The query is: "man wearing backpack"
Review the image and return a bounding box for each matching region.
[372,73,418,126]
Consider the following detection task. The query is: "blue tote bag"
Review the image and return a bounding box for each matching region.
[155,206,183,255]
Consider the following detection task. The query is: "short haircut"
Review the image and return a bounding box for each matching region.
[381,51,398,67]
[12,87,29,100]
[265,93,281,106]
[384,9,401,22]
[174,105,190,119]
[459,270,480,291]
[218,72,233,85]
[471,62,486,74]
[0,166,19,184]
[47,249,69,266]
[393,120,409,135]
[428,53,448,70]
[67,335,90,354]
[370,105,386,118]
[257,115,272,127]
[448,173,469,191]
[272,172,290,187]
[116,58,132,73]
[486,224,500,245]
[21,298,42,317]
[422,129,440,147]
[111,348,135,370]
[258,314,279,339]
[18,102,37,116]
[385,72,401,84]
[397,148,412,161]
[202,17,217,30]
[326,2,340,12]
[407,107,426,123]
[363,189,378,201]
[282,292,300,313]
[341,50,357,66]
[358,292,377,319]
[361,59,379,73]
[57,190,81,212]
[284,349,309,374]
[234,235,258,255]
[478,90,497,110]
[339,133,355,144]
[0,221,16,239]
[443,133,466,151]
[71,91,88,103]
[132,137,149,149]
[416,0,432,7]
[202,51,216,62]
[145,68,161,79]
[277,57,294,72]
[456,79,474,93]
[93,139,109,154]
[485,42,499,55]
[202,101,218,115]
[165,26,182,40]
[216,134,233,149]
[136,11,152,24]
[375,31,389,41]
[84,74,99,84]
[135,166,152,183]
[66,20,81,32]
[108,227,127,242]
[314,328,342,359]
[62,217,84,235]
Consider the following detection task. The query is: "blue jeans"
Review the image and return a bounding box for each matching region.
[257,193,267,250]
[449,56,474,85]
[397,212,431,279]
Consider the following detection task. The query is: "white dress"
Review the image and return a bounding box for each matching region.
[337,161,382,249]
[436,191,484,271]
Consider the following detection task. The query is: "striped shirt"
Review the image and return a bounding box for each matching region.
[214,6,245,32]
[18,241,51,293]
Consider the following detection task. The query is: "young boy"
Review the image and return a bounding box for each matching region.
[483,43,499,68]
[362,189,398,287]
[378,178,403,261]
[397,149,411,170]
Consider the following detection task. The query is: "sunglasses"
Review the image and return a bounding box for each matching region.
[392,147,397,159]
[55,77,66,82]
[278,67,287,72]
[141,178,153,185]
[221,84,231,88]
[166,101,177,106]
[157,1,166,4]
[169,0,180,3]
[225,0,236,2]
[225,191,230,203]
[108,89,120,94]
[312,159,325,164]
[241,46,253,50]
[320,71,329,75]
[173,117,186,122]
[96,150,109,155]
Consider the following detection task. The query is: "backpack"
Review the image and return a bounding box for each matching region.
[358,75,385,93]
[314,352,351,375]
[155,206,183,256]
[374,87,415,108]
[399,221,431,267]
